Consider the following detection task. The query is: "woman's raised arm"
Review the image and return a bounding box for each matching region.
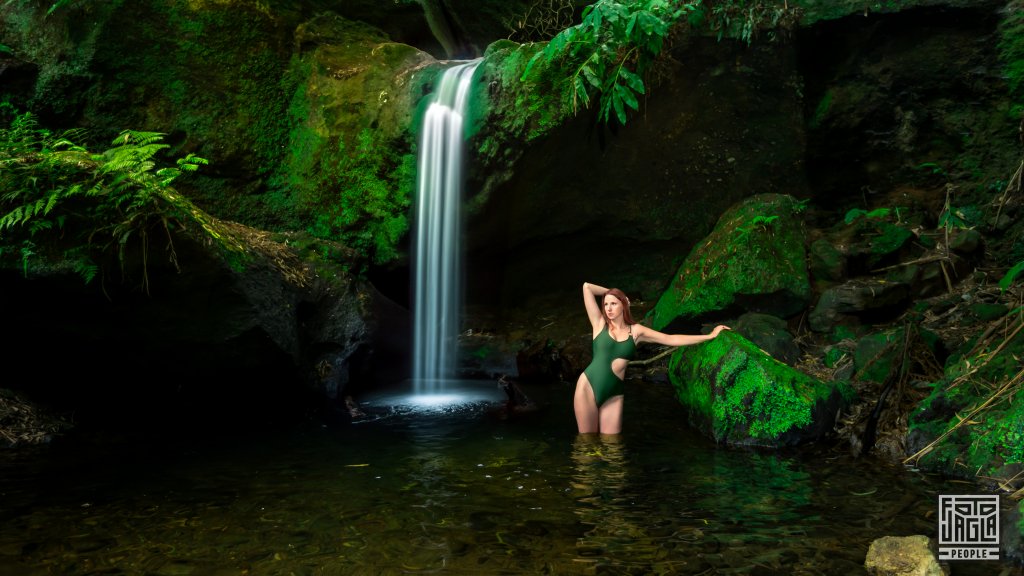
[582,282,608,331]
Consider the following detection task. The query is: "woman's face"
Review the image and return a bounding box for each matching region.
[604,295,624,321]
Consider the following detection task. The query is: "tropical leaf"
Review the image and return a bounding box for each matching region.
[999,260,1024,292]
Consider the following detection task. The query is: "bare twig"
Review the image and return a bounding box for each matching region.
[870,253,951,273]
[629,346,677,366]
[903,366,1024,466]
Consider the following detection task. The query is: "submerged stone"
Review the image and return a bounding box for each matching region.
[667,331,853,447]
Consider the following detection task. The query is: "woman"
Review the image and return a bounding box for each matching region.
[575,282,730,434]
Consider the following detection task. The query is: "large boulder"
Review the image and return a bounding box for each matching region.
[667,331,853,447]
[648,194,812,333]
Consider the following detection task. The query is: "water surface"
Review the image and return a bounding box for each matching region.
[0,379,1019,575]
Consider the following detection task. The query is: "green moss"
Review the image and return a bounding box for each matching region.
[711,344,811,439]
[649,194,810,330]
[914,389,1024,477]
[964,399,1024,471]
[669,331,843,445]
[479,41,571,144]
[291,127,413,266]
[854,328,904,384]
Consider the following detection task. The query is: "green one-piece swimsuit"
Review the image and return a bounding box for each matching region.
[583,325,637,407]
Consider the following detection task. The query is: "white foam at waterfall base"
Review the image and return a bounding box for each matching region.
[359,379,504,416]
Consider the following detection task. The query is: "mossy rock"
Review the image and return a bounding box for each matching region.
[281,13,443,263]
[854,330,901,384]
[467,39,575,214]
[809,237,846,284]
[648,194,811,332]
[808,278,911,332]
[668,331,854,447]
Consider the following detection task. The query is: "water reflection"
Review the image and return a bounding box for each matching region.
[0,380,1021,575]
[571,434,638,569]
[696,451,813,530]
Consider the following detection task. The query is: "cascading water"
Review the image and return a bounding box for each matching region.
[413,59,481,394]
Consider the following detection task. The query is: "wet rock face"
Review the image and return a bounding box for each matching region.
[0,57,38,114]
[809,279,912,332]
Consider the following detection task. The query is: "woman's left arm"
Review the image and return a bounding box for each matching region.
[634,324,730,347]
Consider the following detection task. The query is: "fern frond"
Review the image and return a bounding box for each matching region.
[2,109,216,288]
[0,206,24,231]
[112,129,168,148]
[73,259,99,283]
[177,153,209,171]
[28,219,53,236]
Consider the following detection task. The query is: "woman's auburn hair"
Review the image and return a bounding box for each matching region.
[603,288,636,325]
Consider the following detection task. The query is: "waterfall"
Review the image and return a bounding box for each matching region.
[413,59,480,393]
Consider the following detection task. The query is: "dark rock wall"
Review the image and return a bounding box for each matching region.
[797,4,1015,214]
[465,36,808,310]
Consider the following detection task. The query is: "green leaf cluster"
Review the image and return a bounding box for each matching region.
[734,214,778,242]
[522,0,700,125]
[706,0,795,45]
[0,108,217,288]
[1000,260,1024,292]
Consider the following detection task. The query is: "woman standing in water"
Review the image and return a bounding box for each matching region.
[575,282,730,434]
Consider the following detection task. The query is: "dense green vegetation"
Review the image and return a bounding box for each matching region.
[0,107,225,289]
[520,0,800,126]
[523,0,697,125]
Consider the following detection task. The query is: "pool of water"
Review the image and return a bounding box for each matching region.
[0,379,1020,575]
